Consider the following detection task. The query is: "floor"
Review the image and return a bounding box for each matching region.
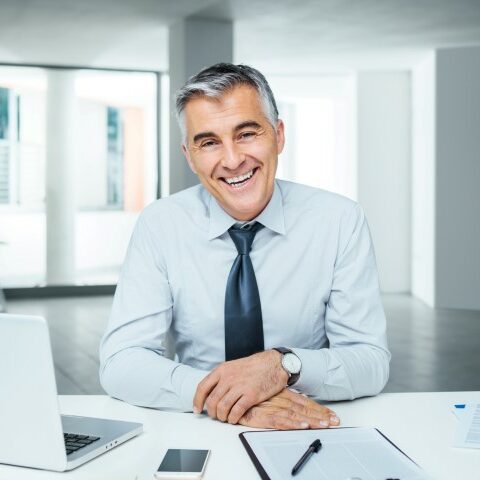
[6,294,480,395]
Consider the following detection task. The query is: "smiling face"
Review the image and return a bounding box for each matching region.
[181,85,285,221]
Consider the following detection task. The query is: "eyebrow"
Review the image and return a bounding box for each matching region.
[234,120,262,132]
[192,120,262,144]
[193,131,216,144]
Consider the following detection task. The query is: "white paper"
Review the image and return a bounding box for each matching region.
[242,427,430,480]
[454,403,480,448]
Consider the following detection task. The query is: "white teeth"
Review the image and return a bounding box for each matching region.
[225,169,254,185]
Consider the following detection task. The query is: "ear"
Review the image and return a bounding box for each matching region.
[182,144,197,174]
[275,119,285,155]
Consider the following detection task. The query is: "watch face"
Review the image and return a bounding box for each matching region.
[283,353,301,374]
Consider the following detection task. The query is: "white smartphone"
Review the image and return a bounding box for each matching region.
[154,449,211,479]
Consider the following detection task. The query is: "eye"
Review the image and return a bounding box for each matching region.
[201,140,217,149]
[239,131,256,140]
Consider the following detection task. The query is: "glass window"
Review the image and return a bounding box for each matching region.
[0,87,10,204]
[0,66,159,287]
[107,106,124,207]
[0,87,9,139]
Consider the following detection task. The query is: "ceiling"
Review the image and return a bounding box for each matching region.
[0,0,479,72]
[230,0,480,72]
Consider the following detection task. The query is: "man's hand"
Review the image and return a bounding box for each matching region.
[238,389,340,430]
[193,350,289,424]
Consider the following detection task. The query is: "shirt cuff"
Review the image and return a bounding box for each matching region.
[171,363,209,412]
[290,347,328,397]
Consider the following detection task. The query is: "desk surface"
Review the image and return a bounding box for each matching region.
[1,392,479,480]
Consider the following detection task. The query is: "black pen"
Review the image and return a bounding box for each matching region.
[291,439,322,476]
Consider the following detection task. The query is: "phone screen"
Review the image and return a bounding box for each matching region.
[157,449,209,473]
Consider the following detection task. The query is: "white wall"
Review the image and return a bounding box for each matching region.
[411,53,436,307]
[356,72,411,293]
[435,47,480,310]
[269,74,357,200]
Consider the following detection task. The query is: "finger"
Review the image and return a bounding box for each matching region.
[227,392,259,425]
[303,408,340,427]
[277,389,319,410]
[205,384,230,419]
[238,410,309,430]
[216,389,244,422]
[300,401,339,426]
[282,390,338,424]
[277,395,338,427]
[295,404,338,428]
[268,413,310,431]
[193,370,220,413]
[260,395,292,410]
[274,407,330,429]
[282,389,329,411]
[329,412,341,426]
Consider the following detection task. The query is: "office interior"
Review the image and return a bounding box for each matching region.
[0,0,479,397]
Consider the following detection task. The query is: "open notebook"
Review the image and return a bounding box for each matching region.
[240,427,430,480]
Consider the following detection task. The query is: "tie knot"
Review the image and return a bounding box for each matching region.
[228,222,264,255]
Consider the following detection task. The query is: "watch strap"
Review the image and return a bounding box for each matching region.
[273,347,292,355]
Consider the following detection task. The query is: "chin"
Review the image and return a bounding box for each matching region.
[230,203,264,221]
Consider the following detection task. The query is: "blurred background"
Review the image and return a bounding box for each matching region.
[1,0,479,395]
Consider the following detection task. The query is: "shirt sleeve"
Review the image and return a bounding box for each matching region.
[291,203,391,401]
[99,214,208,411]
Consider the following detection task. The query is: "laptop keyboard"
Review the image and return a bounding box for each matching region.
[64,433,100,456]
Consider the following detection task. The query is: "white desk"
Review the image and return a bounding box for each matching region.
[1,392,479,480]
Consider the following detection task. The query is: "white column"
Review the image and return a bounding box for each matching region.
[168,16,233,195]
[45,70,76,285]
[412,47,480,310]
[435,47,480,310]
[411,53,436,307]
[356,72,412,294]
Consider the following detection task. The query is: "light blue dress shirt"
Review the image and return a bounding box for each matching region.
[99,180,390,411]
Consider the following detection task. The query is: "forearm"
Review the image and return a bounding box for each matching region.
[292,344,390,401]
[292,203,391,401]
[100,347,208,411]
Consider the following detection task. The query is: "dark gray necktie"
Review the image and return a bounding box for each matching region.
[224,222,264,361]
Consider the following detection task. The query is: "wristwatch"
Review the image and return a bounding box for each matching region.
[273,347,302,387]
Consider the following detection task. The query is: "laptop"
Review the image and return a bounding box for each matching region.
[0,314,143,471]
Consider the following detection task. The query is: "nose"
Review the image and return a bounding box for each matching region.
[221,141,245,172]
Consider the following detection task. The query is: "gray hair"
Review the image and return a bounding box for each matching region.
[175,63,279,142]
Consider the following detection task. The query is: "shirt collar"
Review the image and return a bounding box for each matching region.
[208,180,286,240]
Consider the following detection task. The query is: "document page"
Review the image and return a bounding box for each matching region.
[241,427,430,480]
[454,403,480,448]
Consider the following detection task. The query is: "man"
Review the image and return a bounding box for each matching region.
[99,63,390,430]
